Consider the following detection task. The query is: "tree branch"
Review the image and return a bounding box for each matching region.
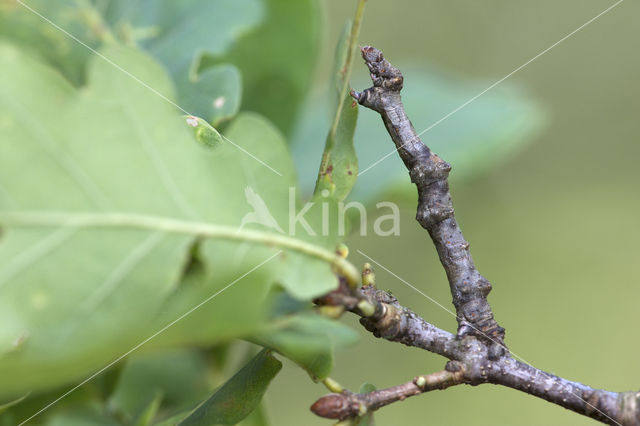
[351,46,504,350]
[315,277,640,425]
[311,46,640,426]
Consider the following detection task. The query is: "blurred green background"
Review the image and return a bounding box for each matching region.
[267,1,640,425]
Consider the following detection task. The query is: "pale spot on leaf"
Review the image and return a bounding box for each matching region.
[186,116,199,127]
[213,96,226,109]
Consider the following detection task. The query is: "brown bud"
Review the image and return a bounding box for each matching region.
[310,393,354,420]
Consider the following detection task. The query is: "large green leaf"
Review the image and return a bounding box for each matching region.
[178,349,282,426]
[0,42,345,397]
[293,67,546,201]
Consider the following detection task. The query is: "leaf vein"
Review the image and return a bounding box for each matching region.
[0,227,76,290]
[0,93,112,209]
[122,103,198,219]
[0,210,360,285]
[80,232,165,311]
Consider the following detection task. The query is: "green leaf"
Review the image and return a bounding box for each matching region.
[0,0,101,85]
[313,20,360,202]
[252,314,358,380]
[237,403,269,426]
[43,405,120,426]
[0,385,102,425]
[154,411,193,426]
[266,286,310,318]
[293,67,546,201]
[208,343,233,374]
[313,94,358,201]
[358,383,376,394]
[132,391,163,426]
[179,64,242,126]
[0,0,319,131]
[102,0,264,71]
[200,0,320,135]
[89,363,125,403]
[0,42,346,397]
[178,350,282,426]
[102,0,264,122]
[0,392,29,415]
[0,1,262,124]
[108,350,211,424]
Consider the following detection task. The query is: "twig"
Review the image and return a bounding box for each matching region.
[315,277,640,425]
[351,46,504,350]
[311,368,465,421]
[311,46,640,426]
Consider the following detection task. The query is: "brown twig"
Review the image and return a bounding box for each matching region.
[351,46,504,350]
[310,46,640,426]
[311,368,465,421]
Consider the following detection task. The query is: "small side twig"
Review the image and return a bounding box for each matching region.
[315,269,640,425]
[311,368,465,421]
[316,280,457,357]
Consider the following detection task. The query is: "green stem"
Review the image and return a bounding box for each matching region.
[313,0,368,197]
[329,0,367,137]
[0,211,360,285]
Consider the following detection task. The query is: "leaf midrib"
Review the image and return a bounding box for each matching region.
[0,210,360,284]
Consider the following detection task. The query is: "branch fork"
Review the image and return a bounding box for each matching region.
[311,46,640,426]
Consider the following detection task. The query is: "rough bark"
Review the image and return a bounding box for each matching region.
[316,277,640,425]
[352,46,504,350]
[311,46,640,426]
